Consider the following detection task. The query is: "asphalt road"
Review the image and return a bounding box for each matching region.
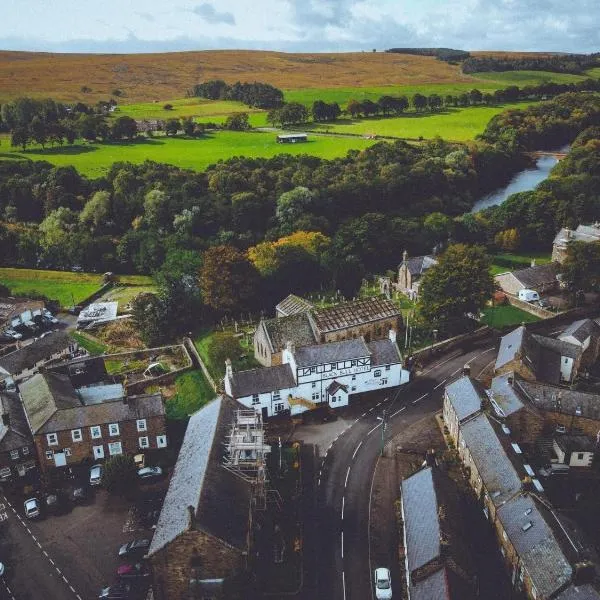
[311,332,499,600]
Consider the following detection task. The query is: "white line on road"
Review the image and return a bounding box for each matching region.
[421,352,459,375]
[70,585,76,593]
[450,367,462,376]
[352,441,363,460]
[361,412,367,417]
[345,466,351,488]
[412,393,428,405]
[367,423,381,436]
[433,379,447,390]
[376,402,382,407]
[62,575,69,584]
[341,531,344,557]
[390,406,406,418]
[341,496,345,520]
[342,571,347,600]
[368,406,375,412]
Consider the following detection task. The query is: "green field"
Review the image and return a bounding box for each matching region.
[166,370,215,420]
[481,304,541,328]
[1,131,377,177]
[70,331,108,355]
[490,252,552,276]
[471,70,593,85]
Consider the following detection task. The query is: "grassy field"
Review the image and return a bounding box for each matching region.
[70,331,108,355]
[166,370,215,420]
[490,252,552,276]
[1,131,378,177]
[481,304,541,328]
[471,70,592,85]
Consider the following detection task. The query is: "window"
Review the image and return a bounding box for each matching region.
[46,433,58,446]
[564,358,569,364]
[45,450,54,460]
[108,441,122,456]
[136,419,147,432]
[352,375,356,381]
[139,436,149,449]
[374,370,381,377]
[64,448,72,457]
[312,382,316,388]
[381,378,388,385]
[22,446,29,456]
[156,435,167,448]
[578,452,585,460]
[90,426,102,439]
[351,386,356,391]
[10,450,19,460]
[108,423,120,436]
[71,429,82,442]
[273,391,281,402]
[385,365,390,371]
[274,403,285,414]
[312,393,320,401]
[252,394,260,405]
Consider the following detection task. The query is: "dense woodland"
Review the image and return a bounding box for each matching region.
[462,54,600,75]
[189,80,284,108]
[385,48,471,62]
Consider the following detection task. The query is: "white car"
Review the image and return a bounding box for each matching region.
[0,561,5,576]
[374,567,392,600]
[137,466,163,480]
[4,329,22,340]
[24,498,41,519]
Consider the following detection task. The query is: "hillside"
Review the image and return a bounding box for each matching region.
[0,49,480,103]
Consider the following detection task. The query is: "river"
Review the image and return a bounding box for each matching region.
[471,154,560,213]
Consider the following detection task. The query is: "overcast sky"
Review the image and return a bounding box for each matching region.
[2,0,598,54]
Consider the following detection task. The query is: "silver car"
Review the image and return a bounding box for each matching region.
[24,498,41,519]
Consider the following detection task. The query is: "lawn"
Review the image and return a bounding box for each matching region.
[490,252,552,276]
[481,304,541,328]
[166,370,215,420]
[1,131,377,177]
[70,331,108,355]
[0,267,103,307]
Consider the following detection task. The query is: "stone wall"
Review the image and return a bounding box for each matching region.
[319,316,401,344]
[505,295,554,319]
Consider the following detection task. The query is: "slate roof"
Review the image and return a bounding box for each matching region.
[261,313,316,353]
[326,381,348,396]
[275,294,313,317]
[460,413,522,507]
[227,364,295,398]
[555,584,600,600]
[411,568,450,600]
[495,326,528,371]
[517,379,600,421]
[490,374,525,417]
[497,494,572,598]
[445,376,484,423]
[310,297,401,334]
[401,467,441,573]
[294,338,370,367]
[0,332,71,376]
[559,319,600,344]
[366,339,401,366]
[0,297,44,325]
[0,392,32,452]
[511,262,559,289]
[555,434,596,454]
[400,255,438,276]
[148,396,252,557]
[554,225,600,246]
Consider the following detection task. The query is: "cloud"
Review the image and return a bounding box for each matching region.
[192,3,235,26]
[136,12,155,23]
[288,0,352,28]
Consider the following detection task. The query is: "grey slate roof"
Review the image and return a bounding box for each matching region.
[366,339,401,366]
[518,380,600,421]
[262,313,316,353]
[559,319,600,344]
[0,392,32,452]
[0,331,71,376]
[495,326,527,371]
[555,584,600,600]
[294,338,370,367]
[554,434,596,454]
[497,494,572,598]
[411,568,450,600]
[275,294,313,317]
[400,255,438,276]
[511,262,559,289]
[148,396,252,557]
[401,467,441,573]
[460,414,522,506]
[227,364,296,398]
[0,297,44,325]
[554,225,600,246]
[445,376,483,423]
[490,374,525,417]
[310,297,401,334]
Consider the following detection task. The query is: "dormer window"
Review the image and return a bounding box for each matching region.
[521,521,533,532]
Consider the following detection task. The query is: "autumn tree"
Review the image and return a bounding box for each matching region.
[494,228,520,252]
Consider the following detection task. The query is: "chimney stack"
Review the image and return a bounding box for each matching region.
[388,328,397,344]
[285,340,295,356]
[225,358,233,380]
[187,505,196,528]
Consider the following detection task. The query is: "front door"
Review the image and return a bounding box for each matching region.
[93,445,105,460]
[262,407,269,421]
[54,452,66,467]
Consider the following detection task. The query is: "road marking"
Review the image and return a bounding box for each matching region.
[477,358,496,378]
[421,352,459,375]
[390,406,406,418]
[70,585,76,593]
[412,393,428,405]
[342,571,347,600]
[341,496,345,520]
[376,402,382,407]
[367,423,381,436]
[433,379,447,390]
[341,531,344,557]
[450,367,462,376]
[345,466,351,488]
[317,477,321,487]
[62,575,69,584]
[368,454,381,600]
[352,441,363,459]
[368,406,375,412]
[361,412,367,417]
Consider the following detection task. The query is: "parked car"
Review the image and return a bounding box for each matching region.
[24,497,41,519]
[518,289,540,303]
[137,467,163,481]
[98,582,132,599]
[44,492,65,515]
[539,464,570,477]
[538,298,552,309]
[118,539,151,559]
[43,310,59,324]
[117,563,151,580]
[0,562,5,576]
[374,567,393,600]
[555,424,567,434]
[4,329,22,340]
[90,464,103,486]
[69,485,89,504]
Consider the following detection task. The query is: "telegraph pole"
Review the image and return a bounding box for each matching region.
[377,409,388,456]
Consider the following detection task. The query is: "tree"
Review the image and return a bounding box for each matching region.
[110,116,137,140]
[130,291,166,346]
[562,241,600,293]
[199,245,259,314]
[79,190,112,234]
[266,108,282,127]
[103,454,137,496]
[347,99,362,118]
[412,93,428,112]
[418,244,495,334]
[181,117,196,136]
[427,94,443,111]
[279,103,308,126]
[165,118,180,136]
[276,187,315,234]
[360,100,378,117]
[207,332,243,374]
[30,116,47,148]
[494,228,520,251]
[11,126,29,150]
[224,113,250,131]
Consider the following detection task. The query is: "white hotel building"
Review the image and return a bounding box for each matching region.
[224,331,410,418]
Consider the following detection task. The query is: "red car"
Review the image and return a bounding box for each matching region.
[117,563,150,580]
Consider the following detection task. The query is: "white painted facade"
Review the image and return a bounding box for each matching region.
[560,356,574,382]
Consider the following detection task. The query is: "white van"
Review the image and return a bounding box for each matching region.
[518,289,540,303]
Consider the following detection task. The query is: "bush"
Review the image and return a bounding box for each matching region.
[103,454,137,496]
[207,332,243,373]
[163,103,174,111]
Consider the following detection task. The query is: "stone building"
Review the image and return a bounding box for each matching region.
[495,262,560,296]
[149,396,256,600]
[552,224,600,263]
[19,371,166,473]
[275,294,313,318]
[396,250,438,299]
[0,297,45,331]
[0,391,36,483]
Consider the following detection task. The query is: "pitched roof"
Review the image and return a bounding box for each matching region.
[19,371,80,433]
[554,434,596,454]
[401,467,441,573]
[510,262,559,289]
[366,339,401,366]
[497,494,572,598]
[261,313,316,353]
[0,297,44,324]
[326,380,348,396]
[411,568,450,600]
[490,374,525,417]
[495,326,527,371]
[555,584,600,600]
[0,392,32,452]
[310,297,401,334]
[275,294,313,317]
[445,376,484,423]
[559,319,600,344]
[460,414,522,507]
[148,396,252,557]
[554,225,600,246]
[0,332,72,376]
[400,255,438,276]
[227,364,295,398]
[293,338,370,367]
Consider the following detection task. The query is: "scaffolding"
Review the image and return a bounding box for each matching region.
[223,409,273,510]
